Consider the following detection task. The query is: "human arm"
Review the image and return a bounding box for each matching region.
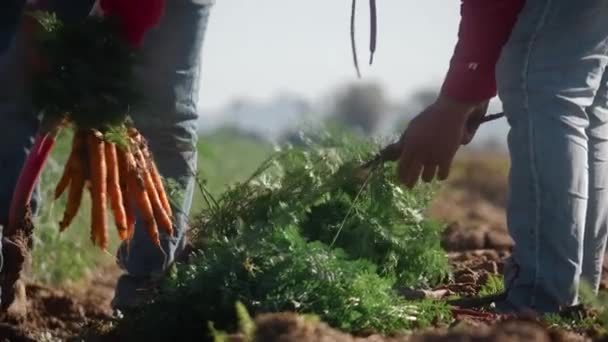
[396,0,524,188]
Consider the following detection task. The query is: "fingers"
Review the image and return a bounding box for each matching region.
[421,164,437,183]
[398,150,437,188]
[461,131,475,145]
[404,160,423,188]
[399,160,439,188]
[399,147,454,188]
[437,158,452,181]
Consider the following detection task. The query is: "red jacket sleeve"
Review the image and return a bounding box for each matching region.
[440,0,525,102]
[100,0,165,46]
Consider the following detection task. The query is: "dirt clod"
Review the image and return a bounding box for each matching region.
[0,266,118,341]
[485,230,514,250]
[235,313,571,342]
[0,209,34,314]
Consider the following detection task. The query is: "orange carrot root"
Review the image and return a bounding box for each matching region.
[133,145,173,236]
[129,168,160,247]
[55,130,85,200]
[150,162,172,218]
[105,143,128,241]
[135,133,173,219]
[117,147,136,240]
[58,161,85,231]
[54,158,72,200]
[88,130,108,250]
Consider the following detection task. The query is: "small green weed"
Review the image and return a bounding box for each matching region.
[478,274,504,297]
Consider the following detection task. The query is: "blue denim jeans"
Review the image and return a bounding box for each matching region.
[497,0,608,313]
[115,0,212,278]
[0,0,212,295]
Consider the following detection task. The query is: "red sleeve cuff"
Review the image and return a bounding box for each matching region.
[440,0,524,103]
[100,0,165,46]
[441,61,498,102]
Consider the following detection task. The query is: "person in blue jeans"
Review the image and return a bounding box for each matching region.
[397,0,608,314]
[0,0,213,311]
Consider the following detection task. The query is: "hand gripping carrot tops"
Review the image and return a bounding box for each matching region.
[1,0,175,313]
[11,4,169,250]
[98,0,164,46]
[1,0,213,314]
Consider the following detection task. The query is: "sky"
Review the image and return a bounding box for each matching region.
[197,1,508,145]
[199,0,462,111]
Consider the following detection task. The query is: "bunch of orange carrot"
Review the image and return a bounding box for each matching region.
[54,127,173,250]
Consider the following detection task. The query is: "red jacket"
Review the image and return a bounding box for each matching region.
[100,0,164,46]
[441,0,525,102]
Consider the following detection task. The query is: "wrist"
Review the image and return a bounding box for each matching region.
[432,94,481,122]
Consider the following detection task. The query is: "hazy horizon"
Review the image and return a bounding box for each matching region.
[196,1,508,145]
[199,1,463,111]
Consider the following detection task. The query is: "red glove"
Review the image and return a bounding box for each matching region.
[99,0,165,46]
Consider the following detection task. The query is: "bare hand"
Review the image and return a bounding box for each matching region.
[396,96,486,188]
[461,100,489,145]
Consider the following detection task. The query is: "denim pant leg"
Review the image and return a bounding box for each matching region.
[0,1,25,54]
[497,0,608,313]
[581,70,608,292]
[0,2,39,307]
[0,21,42,226]
[116,1,212,277]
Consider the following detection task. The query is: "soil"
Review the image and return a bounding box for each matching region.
[0,265,119,341]
[1,208,36,314]
[0,153,605,341]
[231,312,578,342]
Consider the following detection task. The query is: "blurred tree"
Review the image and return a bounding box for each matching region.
[332,82,388,135]
[407,87,438,111]
[391,86,440,133]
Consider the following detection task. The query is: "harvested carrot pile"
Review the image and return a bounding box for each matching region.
[54,127,172,250]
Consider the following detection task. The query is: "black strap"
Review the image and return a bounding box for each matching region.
[350,0,377,78]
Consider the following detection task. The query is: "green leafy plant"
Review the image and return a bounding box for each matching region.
[543,313,599,333]
[28,11,140,129]
[110,133,450,340]
[478,274,504,297]
[209,302,257,342]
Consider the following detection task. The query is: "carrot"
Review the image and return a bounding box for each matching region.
[55,130,85,200]
[150,162,172,217]
[140,141,173,219]
[129,169,160,247]
[130,128,174,220]
[54,158,72,200]
[105,143,128,241]
[88,130,108,250]
[134,146,173,236]
[58,157,85,231]
[117,147,136,239]
[125,192,136,240]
